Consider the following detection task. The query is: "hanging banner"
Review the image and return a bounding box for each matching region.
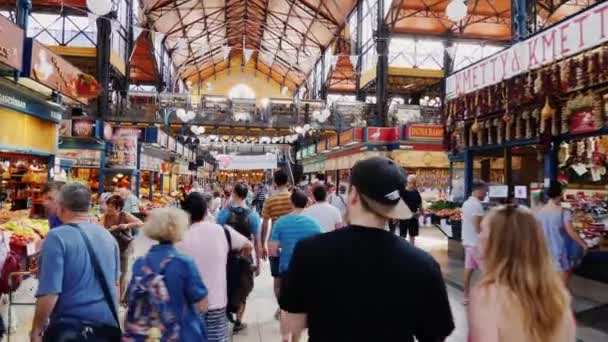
[446,2,608,100]
[72,119,95,137]
[106,128,138,169]
[216,154,277,170]
[56,149,101,168]
[0,15,24,71]
[27,40,85,103]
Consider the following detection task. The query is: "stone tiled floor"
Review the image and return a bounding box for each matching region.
[232,227,608,342]
[4,226,607,341]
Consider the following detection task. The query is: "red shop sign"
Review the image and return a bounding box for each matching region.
[367,127,399,142]
[571,109,596,134]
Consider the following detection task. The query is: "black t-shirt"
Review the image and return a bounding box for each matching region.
[402,188,423,214]
[280,226,454,342]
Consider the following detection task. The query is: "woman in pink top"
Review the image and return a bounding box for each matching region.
[178,192,252,342]
[469,205,576,342]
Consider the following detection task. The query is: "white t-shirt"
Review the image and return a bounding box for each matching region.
[303,202,343,233]
[462,196,485,247]
[176,222,249,310]
[210,197,222,215]
[328,193,347,217]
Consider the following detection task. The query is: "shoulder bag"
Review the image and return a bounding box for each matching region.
[42,223,122,341]
[111,212,134,252]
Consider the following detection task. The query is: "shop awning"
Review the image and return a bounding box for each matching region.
[390,150,449,169]
[324,151,388,171]
[360,66,443,95]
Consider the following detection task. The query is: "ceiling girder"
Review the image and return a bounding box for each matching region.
[142,0,355,86]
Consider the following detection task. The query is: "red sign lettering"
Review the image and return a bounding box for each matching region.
[542,30,556,62]
[595,4,608,39]
[511,49,522,73]
[560,23,571,55]
[499,53,508,80]
[573,14,589,48]
[489,57,498,81]
[528,38,539,67]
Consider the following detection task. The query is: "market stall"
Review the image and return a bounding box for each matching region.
[444,2,608,281]
[56,119,105,193]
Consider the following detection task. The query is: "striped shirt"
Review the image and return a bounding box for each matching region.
[202,308,228,342]
[262,190,293,221]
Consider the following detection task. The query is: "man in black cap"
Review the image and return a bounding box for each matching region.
[279,157,454,342]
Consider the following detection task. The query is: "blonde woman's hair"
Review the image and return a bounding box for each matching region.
[143,207,188,243]
[480,205,570,342]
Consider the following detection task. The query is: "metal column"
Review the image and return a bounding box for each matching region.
[511,0,533,42]
[504,147,513,198]
[96,14,112,118]
[320,49,327,100]
[15,0,31,81]
[375,0,389,127]
[464,150,473,198]
[355,0,364,101]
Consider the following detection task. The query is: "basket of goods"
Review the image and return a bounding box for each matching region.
[428,200,461,224]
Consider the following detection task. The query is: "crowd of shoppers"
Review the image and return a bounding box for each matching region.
[26,156,588,341]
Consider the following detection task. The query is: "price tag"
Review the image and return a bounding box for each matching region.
[514,186,527,199]
[489,185,509,198]
[26,242,36,256]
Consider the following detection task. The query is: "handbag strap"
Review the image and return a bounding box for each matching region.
[222,225,233,251]
[65,223,120,327]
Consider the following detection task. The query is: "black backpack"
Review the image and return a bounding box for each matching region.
[222,226,253,314]
[226,207,252,239]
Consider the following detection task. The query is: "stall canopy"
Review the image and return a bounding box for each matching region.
[142,0,357,90]
[216,153,277,170]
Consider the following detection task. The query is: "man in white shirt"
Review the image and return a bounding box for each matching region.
[303,185,343,232]
[328,185,347,219]
[461,180,488,304]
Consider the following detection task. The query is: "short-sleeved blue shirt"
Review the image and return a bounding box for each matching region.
[216,206,261,237]
[36,222,120,327]
[270,214,322,274]
[129,244,208,341]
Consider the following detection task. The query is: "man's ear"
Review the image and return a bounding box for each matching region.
[348,186,359,205]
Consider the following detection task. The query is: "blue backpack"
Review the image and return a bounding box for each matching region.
[123,255,180,341]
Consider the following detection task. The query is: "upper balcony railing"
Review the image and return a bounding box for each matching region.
[107,92,376,130]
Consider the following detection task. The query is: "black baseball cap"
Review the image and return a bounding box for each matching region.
[350,157,413,220]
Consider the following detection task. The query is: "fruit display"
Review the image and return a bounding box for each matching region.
[0,209,29,224]
[140,195,176,211]
[1,219,49,238]
[567,192,608,250]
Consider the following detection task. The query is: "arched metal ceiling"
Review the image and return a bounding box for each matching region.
[386,0,597,41]
[141,0,357,89]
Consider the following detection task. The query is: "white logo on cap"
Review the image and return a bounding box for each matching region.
[385,190,400,201]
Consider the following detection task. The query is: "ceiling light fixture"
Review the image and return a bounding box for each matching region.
[446,0,468,22]
[87,0,113,16]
